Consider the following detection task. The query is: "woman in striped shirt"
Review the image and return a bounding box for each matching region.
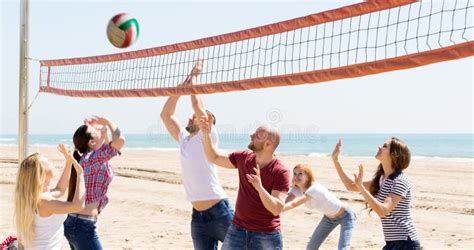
[331,138,420,250]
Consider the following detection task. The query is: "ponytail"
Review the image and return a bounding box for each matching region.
[67,150,82,202]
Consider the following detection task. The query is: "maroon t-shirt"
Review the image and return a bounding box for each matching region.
[229,150,290,232]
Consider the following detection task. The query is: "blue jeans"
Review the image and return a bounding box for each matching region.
[64,215,102,250]
[383,237,421,250]
[191,198,234,250]
[307,207,356,250]
[222,224,282,250]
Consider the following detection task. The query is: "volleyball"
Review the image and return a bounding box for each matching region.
[106,13,139,48]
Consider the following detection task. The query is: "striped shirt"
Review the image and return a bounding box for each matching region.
[376,172,419,241]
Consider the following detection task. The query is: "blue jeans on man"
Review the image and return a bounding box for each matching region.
[191,198,234,250]
[221,223,282,250]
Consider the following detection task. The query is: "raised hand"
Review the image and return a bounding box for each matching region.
[332,139,342,161]
[84,116,109,127]
[57,144,73,160]
[191,59,203,77]
[353,164,364,191]
[182,59,203,86]
[198,115,212,134]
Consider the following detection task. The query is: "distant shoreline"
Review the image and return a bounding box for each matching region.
[1,144,472,161]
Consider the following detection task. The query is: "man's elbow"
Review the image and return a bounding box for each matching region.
[271,203,285,216]
[206,155,219,165]
[160,112,169,121]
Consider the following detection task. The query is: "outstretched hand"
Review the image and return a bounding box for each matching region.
[332,139,342,161]
[246,164,263,191]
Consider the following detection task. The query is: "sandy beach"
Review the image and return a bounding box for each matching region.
[1,145,473,249]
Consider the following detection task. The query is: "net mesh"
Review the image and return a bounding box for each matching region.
[40,0,474,97]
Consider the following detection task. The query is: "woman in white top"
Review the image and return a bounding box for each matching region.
[14,144,85,249]
[283,164,356,250]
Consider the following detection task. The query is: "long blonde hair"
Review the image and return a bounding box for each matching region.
[14,153,47,247]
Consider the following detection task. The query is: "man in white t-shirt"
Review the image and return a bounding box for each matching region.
[160,60,234,249]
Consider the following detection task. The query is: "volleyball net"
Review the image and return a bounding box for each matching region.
[39,0,474,98]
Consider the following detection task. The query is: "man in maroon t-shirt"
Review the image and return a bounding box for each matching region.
[199,119,290,249]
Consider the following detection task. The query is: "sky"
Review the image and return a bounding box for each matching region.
[0,0,473,135]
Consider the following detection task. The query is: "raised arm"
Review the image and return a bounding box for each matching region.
[198,115,234,169]
[106,118,125,151]
[102,125,110,144]
[189,60,208,120]
[49,144,73,198]
[160,96,182,142]
[40,148,85,215]
[354,164,401,218]
[84,116,125,151]
[332,139,372,192]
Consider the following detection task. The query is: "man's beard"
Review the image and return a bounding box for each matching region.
[248,142,263,152]
[186,125,198,133]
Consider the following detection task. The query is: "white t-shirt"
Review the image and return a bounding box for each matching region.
[178,126,227,202]
[27,213,66,250]
[289,182,343,217]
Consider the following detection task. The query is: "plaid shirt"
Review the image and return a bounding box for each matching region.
[80,142,119,213]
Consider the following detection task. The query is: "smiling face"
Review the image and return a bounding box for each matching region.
[293,168,309,188]
[375,140,392,163]
[291,164,315,189]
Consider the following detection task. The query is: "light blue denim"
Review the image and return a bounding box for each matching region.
[306,207,356,250]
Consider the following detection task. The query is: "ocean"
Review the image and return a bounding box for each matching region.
[1,134,472,160]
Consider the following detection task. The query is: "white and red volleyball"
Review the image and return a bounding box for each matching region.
[106,13,139,48]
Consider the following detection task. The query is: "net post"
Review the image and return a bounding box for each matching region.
[19,0,29,161]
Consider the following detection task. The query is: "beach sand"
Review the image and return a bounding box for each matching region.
[1,145,473,249]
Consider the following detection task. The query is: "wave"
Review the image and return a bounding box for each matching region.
[0,138,16,142]
[307,152,329,157]
[123,147,180,152]
[411,155,474,162]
